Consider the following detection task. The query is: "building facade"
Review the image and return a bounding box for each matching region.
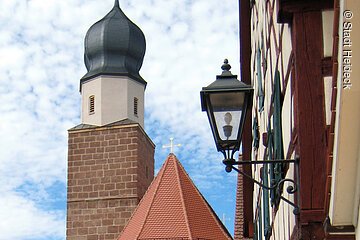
[235,0,360,239]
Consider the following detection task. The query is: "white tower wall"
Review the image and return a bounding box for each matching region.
[81,75,145,127]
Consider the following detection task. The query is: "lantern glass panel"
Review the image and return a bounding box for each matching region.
[209,92,245,141]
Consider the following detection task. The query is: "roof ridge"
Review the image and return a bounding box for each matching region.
[136,155,170,238]
[172,155,193,239]
[174,156,233,239]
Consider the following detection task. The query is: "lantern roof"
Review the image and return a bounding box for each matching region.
[201,59,252,111]
[202,59,253,91]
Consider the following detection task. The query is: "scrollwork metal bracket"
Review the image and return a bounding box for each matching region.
[223,156,300,215]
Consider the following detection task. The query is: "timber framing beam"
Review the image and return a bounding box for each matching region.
[277,0,334,23]
[293,11,328,222]
[238,0,253,237]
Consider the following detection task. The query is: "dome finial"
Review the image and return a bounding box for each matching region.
[114,0,119,8]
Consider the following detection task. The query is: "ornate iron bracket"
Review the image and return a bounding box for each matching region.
[223,156,300,215]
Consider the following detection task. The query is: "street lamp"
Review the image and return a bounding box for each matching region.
[200,59,253,162]
[200,59,300,215]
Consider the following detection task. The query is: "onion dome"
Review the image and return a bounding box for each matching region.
[81,0,146,87]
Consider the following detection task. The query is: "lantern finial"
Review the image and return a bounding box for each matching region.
[221,59,231,72]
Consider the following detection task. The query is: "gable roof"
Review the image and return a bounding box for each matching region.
[118,154,233,240]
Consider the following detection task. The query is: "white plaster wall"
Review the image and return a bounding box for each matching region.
[356,144,360,240]
[81,76,145,127]
[282,77,292,156]
[323,10,335,58]
[101,76,128,126]
[324,76,333,125]
[127,78,145,127]
[357,209,360,240]
[329,0,360,228]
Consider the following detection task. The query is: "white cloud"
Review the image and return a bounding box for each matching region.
[0,193,65,240]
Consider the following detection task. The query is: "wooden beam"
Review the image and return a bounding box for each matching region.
[277,0,334,23]
[322,57,333,77]
[236,0,253,238]
[327,235,355,240]
[281,0,333,12]
[324,219,355,235]
[293,11,328,213]
[300,209,326,223]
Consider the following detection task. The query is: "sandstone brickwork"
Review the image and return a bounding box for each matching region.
[234,163,252,240]
[66,124,154,240]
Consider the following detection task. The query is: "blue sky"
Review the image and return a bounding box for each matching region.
[0,0,241,239]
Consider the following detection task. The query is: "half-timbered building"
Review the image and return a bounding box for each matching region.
[235,0,360,239]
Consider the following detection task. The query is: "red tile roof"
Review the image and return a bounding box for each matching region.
[118,154,233,240]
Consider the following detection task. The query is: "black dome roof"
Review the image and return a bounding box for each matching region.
[81,0,146,86]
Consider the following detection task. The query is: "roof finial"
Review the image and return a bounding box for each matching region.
[114,0,120,8]
[162,137,182,154]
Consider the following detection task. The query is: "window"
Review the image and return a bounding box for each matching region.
[89,95,95,114]
[134,97,138,116]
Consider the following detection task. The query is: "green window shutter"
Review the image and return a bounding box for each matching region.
[272,70,285,206]
[253,117,259,149]
[273,70,284,159]
[261,35,267,75]
[267,123,277,206]
[257,48,265,112]
[258,203,263,240]
[262,164,271,239]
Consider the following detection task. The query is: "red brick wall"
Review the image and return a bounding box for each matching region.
[66,125,154,240]
[234,169,244,240]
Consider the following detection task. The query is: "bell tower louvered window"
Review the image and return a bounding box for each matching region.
[134,97,138,116]
[89,95,95,114]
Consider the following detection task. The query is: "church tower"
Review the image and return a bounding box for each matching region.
[66,1,154,239]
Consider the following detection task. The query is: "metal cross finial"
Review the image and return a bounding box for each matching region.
[162,137,181,153]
